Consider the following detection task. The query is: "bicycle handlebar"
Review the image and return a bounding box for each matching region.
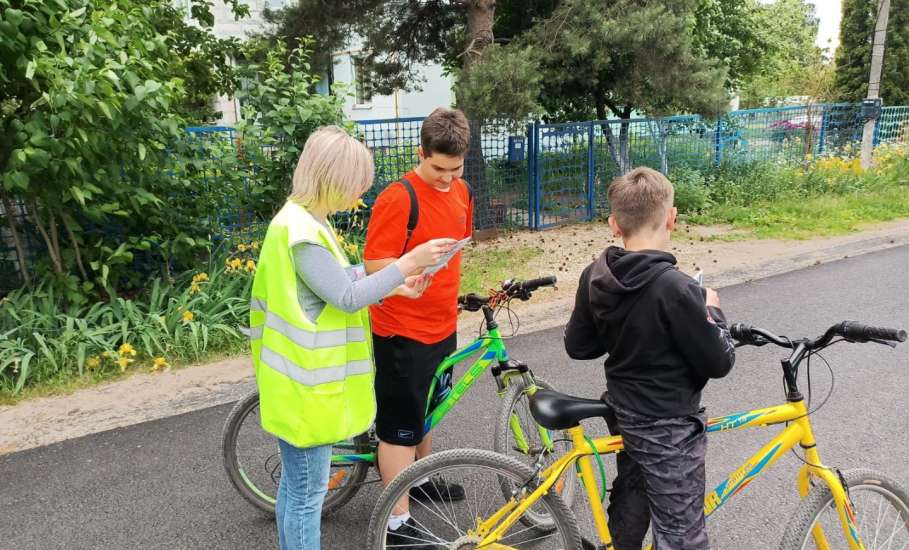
[503,276,558,295]
[731,321,907,350]
[457,276,558,312]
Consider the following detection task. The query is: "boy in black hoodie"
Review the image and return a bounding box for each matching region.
[565,167,735,550]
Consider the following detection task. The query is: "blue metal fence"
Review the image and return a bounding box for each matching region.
[355,117,532,230]
[354,103,906,231]
[3,102,908,291]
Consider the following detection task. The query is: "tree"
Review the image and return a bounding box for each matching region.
[155,0,249,121]
[736,0,829,107]
[835,0,909,105]
[0,0,258,297]
[261,0,384,79]
[519,0,728,173]
[691,0,775,90]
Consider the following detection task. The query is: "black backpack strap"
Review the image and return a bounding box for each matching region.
[399,176,419,256]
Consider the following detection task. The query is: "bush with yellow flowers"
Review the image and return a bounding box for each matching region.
[1,243,253,397]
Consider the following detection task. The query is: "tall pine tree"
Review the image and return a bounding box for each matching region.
[834,0,909,105]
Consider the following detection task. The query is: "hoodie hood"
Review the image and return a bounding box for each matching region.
[588,246,677,320]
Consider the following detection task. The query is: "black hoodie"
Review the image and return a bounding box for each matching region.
[564,246,736,418]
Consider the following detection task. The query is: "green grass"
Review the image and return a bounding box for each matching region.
[460,243,544,295]
[0,348,242,406]
[690,185,909,239]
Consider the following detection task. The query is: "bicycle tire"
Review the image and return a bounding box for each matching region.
[495,377,579,530]
[221,390,371,516]
[365,448,582,549]
[778,468,909,549]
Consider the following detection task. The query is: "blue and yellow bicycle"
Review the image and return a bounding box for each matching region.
[365,320,908,549]
[222,276,577,521]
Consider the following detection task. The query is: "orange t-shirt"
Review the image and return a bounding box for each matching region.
[364,170,473,344]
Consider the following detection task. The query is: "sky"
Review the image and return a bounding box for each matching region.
[811,0,843,55]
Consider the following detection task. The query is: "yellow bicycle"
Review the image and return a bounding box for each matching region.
[365,320,908,549]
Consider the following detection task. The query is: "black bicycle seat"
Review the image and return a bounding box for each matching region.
[529,389,611,430]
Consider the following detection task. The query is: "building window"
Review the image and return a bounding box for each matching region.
[352,57,372,106]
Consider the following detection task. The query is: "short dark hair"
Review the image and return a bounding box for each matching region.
[421,107,470,157]
[607,167,674,237]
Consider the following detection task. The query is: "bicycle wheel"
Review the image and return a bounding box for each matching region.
[365,448,581,549]
[779,468,909,550]
[221,390,371,516]
[495,377,578,530]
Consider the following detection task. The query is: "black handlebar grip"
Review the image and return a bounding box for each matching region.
[521,276,557,291]
[730,323,754,342]
[842,321,907,343]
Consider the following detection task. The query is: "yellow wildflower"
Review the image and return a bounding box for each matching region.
[101,350,115,359]
[246,259,256,272]
[118,343,137,357]
[86,356,101,370]
[251,241,260,251]
[237,243,248,252]
[192,272,209,283]
[152,357,170,372]
[229,258,243,271]
[116,357,134,372]
[189,282,201,295]
[346,243,359,256]
[181,310,194,324]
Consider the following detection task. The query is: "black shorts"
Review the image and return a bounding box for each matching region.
[373,332,457,446]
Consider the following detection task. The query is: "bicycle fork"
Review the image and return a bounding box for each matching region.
[795,421,866,550]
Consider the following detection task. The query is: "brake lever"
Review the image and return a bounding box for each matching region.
[870,338,898,348]
[734,336,770,348]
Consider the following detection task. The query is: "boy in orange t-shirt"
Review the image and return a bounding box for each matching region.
[364,107,473,545]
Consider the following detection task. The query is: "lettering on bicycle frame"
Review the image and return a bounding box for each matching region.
[704,443,782,516]
[449,351,497,402]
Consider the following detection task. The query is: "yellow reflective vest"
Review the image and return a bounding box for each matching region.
[250,200,375,448]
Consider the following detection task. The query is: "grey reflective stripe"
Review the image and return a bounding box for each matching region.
[248,325,264,340]
[250,297,267,312]
[260,346,372,386]
[264,311,365,348]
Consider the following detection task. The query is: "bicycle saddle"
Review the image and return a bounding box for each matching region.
[529,389,611,430]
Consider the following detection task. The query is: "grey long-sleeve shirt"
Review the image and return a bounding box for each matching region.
[292,219,404,321]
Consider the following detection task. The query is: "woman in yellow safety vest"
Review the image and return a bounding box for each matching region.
[250,126,454,550]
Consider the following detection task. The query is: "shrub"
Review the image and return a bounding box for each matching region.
[669,167,710,213]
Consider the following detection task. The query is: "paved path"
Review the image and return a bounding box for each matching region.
[2,246,908,549]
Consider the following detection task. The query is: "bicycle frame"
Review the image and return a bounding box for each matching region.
[475,399,866,550]
[330,323,545,467]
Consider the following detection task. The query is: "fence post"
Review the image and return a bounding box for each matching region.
[587,121,595,221]
[526,122,537,230]
[714,118,723,167]
[873,112,882,147]
[817,105,829,156]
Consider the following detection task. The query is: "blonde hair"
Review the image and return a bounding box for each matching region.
[607,167,674,236]
[289,126,374,213]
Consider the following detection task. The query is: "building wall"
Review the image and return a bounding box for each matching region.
[331,47,456,121]
[201,1,453,124]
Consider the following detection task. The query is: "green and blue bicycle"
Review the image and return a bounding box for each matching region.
[222,276,576,522]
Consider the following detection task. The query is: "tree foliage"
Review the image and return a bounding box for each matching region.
[736,0,830,107]
[834,0,909,105]
[0,0,344,300]
[261,0,384,79]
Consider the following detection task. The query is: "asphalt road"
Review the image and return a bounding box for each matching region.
[2,245,908,550]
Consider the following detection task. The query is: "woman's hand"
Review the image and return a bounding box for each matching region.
[391,274,432,299]
[397,238,456,275]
